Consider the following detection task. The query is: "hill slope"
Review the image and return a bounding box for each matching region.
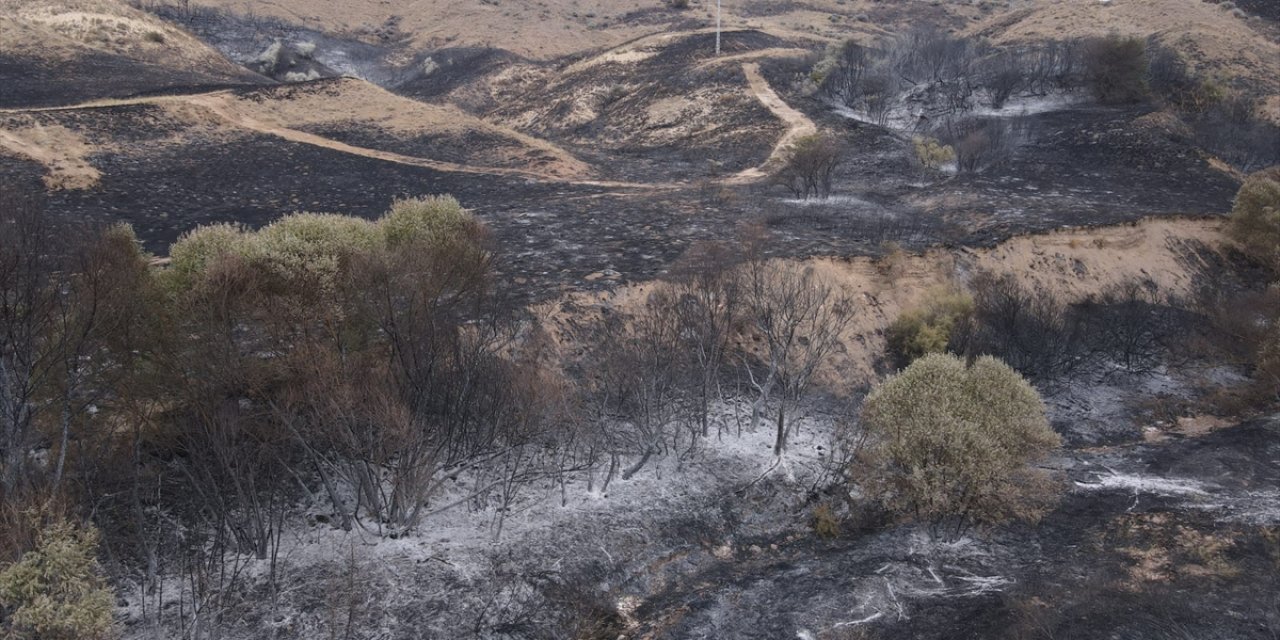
[0,0,266,108]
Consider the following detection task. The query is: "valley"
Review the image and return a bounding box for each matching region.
[0,0,1278,638]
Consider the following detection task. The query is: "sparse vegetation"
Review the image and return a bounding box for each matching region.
[3,2,1279,636]
[911,136,955,170]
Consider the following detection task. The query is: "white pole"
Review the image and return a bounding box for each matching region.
[715,0,721,56]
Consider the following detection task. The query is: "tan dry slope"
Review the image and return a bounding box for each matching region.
[0,0,254,78]
[971,0,1280,94]
[0,81,661,188]
[186,0,975,60]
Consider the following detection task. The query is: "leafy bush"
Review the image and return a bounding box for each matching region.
[885,286,974,366]
[1226,168,1280,268]
[379,195,474,248]
[1082,35,1149,104]
[167,222,247,286]
[0,521,117,640]
[168,196,479,293]
[855,353,1061,534]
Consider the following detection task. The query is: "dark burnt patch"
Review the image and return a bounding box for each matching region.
[0,52,264,109]
[628,419,1280,639]
[392,47,524,101]
[43,134,588,252]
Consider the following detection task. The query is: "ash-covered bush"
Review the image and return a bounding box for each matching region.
[1227,167,1280,268]
[885,286,974,367]
[855,353,1061,534]
[1082,35,1149,104]
[0,521,117,640]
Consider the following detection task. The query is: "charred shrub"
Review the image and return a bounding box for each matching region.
[936,117,1020,173]
[771,133,842,199]
[1076,278,1185,374]
[1193,96,1280,173]
[1146,44,1224,113]
[1082,35,1149,104]
[966,271,1091,381]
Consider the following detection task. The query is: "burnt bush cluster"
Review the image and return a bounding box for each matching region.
[0,193,578,633]
[887,271,1198,382]
[0,191,863,634]
[815,29,1277,173]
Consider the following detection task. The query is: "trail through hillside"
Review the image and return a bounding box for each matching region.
[0,91,664,189]
[728,62,818,183]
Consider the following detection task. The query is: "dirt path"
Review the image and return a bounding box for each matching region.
[0,91,663,189]
[694,47,810,70]
[727,62,818,184]
[185,93,575,183]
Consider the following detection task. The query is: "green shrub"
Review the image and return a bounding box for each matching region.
[884,286,974,366]
[856,353,1061,534]
[248,214,373,294]
[167,222,248,286]
[0,521,117,640]
[379,195,474,248]
[1227,167,1280,268]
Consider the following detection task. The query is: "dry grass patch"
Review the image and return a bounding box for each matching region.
[1108,513,1240,586]
[3,0,249,74]
[0,119,102,189]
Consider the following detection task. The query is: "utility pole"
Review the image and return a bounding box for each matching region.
[715,0,721,56]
